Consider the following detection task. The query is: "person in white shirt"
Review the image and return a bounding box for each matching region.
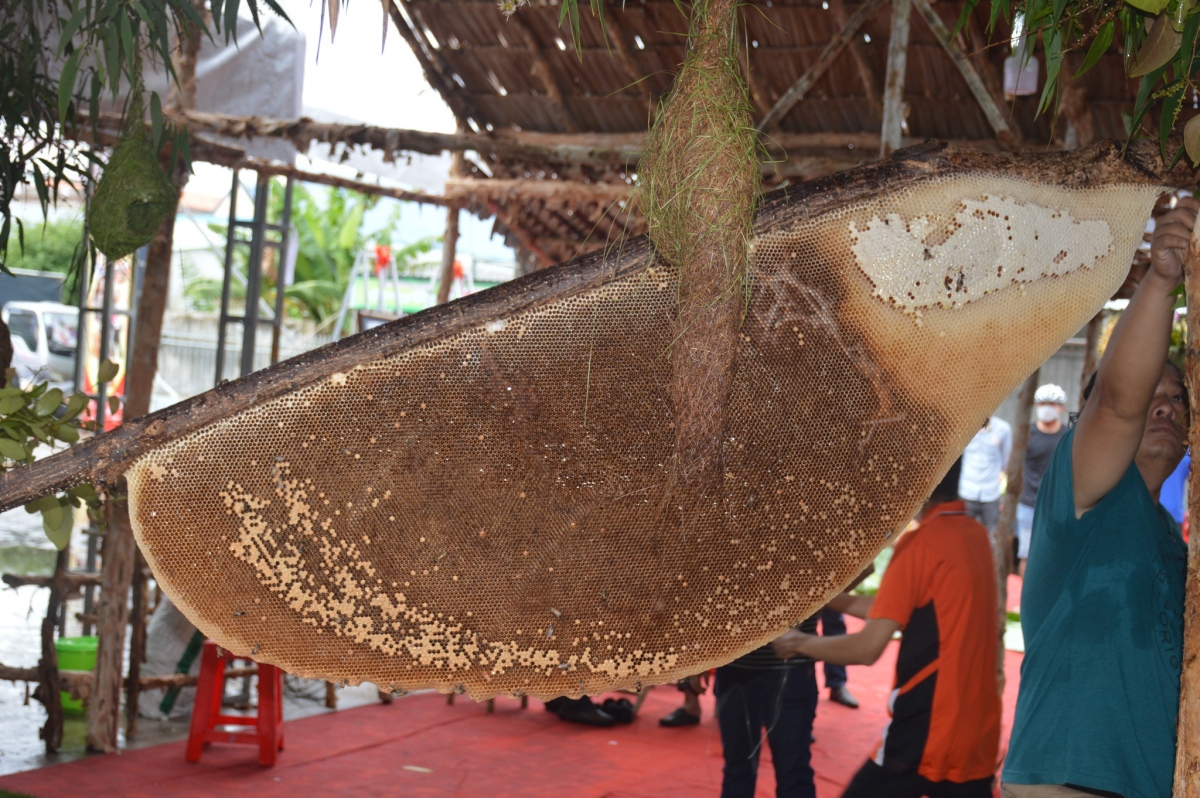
[958,416,1012,537]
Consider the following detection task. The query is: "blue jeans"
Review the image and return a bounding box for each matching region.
[1016,502,1035,560]
[716,663,818,798]
[820,607,848,689]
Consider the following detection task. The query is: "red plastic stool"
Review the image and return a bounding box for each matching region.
[185,641,284,766]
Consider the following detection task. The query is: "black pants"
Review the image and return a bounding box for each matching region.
[715,663,818,798]
[842,760,994,798]
[819,607,848,689]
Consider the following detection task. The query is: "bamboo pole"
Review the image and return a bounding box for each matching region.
[437,148,465,305]
[1080,312,1104,409]
[1173,220,1200,796]
[995,370,1038,694]
[880,0,912,158]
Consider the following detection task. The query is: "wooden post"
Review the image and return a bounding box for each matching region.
[880,0,911,158]
[37,548,68,753]
[1173,219,1200,796]
[86,490,138,752]
[124,552,149,739]
[995,370,1038,693]
[436,147,464,305]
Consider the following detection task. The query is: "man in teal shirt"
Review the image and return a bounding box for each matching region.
[1002,198,1196,798]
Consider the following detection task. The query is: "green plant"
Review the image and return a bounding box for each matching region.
[0,359,116,548]
[3,217,86,300]
[1,0,290,275]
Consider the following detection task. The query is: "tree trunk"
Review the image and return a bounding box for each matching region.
[37,548,68,753]
[1172,217,1200,796]
[995,370,1038,693]
[86,491,137,752]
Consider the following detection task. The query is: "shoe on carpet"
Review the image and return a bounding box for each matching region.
[829,685,859,708]
[545,696,617,727]
[659,707,701,727]
[601,698,636,724]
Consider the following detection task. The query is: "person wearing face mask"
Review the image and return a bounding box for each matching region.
[1000,198,1195,798]
[1014,384,1068,577]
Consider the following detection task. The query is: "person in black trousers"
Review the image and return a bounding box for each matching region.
[715,617,820,798]
[819,607,858,708]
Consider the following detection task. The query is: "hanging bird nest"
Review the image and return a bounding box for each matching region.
[88,87,177,261]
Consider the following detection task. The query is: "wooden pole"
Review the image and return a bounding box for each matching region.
[124,553,149,739]
[37,548,67,753]
[995,370,1038,693]
[437,147,464,305]
[880,0,912,158]
[86,488,138,752]
[756,0,889,133]
[1173,220,1200,796]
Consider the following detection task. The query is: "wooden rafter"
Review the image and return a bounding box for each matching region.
[602,10,654,118]
[447,176,633,205]
[387,0,488,128]
[506,13,581,133]
[880,0,912,157]
[756,0,889,133]
[238,158,452,206]
[828,0,882,118]
[911,0,1018,147]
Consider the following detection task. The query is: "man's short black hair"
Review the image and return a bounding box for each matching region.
[928,457,963,506]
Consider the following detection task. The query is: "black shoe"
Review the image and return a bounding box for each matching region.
[601,698,636,724]
[547,696,617,727]
[659,707,701,727]
[829,685,859,708]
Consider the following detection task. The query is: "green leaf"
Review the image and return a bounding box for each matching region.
[56,10,87,57]
[54,425,80,444]
[1038,27,1064,115]
[69,483,98,503]
[107,395,120,415]
[34,388,63,416]
[150,91,164,153]
[0,438,27,461]
[1076,21,1115,78]
[1129,12,1183,75]
[42,500,73,551]
[1160,82,1186,151]
[1127,0,1171,13]
[57,49,82,124]
[64,393,87,419]
[0,396,26,415]
[97,358,119,384]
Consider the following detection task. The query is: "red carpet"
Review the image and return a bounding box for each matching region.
[0,624,1023,797]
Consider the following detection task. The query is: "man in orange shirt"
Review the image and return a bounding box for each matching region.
[773,458,1000,797]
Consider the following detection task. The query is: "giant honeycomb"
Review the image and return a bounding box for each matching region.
[125,152,1164,700]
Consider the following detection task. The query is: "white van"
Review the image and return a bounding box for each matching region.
[2,301,78,390]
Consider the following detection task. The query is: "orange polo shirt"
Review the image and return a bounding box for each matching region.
[867,500,1000,783]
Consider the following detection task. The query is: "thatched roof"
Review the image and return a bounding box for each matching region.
[389,0,1134,265]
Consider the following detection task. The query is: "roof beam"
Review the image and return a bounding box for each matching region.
[236,158,452,206]
[505,13,582,133]
[756,0,889,133]
[911,0,1019,148]
[602,10,654,118]
[880,0,911,157]
[387,0,487,129]
[828,0,882,118]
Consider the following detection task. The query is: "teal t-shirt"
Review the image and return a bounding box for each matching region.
[1004,428,1186,798]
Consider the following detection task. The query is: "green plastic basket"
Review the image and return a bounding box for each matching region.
[54,636,98,716]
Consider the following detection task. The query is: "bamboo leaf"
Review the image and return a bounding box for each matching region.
[1075,21,1114,77]
[56,9,87,57]
[58,50,82,123]
[225,0,240,42]
[150,91,164,152]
